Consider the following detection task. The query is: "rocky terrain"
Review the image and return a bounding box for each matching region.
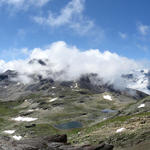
[0,66,150,149]
[0,134,114,150]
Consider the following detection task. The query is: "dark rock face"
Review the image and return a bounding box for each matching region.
[122,74,133,79]
[28,59,47,66]
[43,134,67,143]
[0,74,8,81]
[0,70,17,81]
[25,124,36,128]
[0,134,114,150]
[78,74,107,93]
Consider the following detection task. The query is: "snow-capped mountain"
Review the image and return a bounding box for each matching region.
[122,69,150,95]
[0,58,150,101]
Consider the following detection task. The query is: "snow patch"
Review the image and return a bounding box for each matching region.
[52,87,56,89]
[103,95,112,101]
[103,118,107,121]
[4,130,15,134]
[116,128,126,133]
[49,97,58,102]
[74,83,78,88]
[12,116,38,122]
[138,103,145,108]
[27,109,34,112]
[13,135,22,141]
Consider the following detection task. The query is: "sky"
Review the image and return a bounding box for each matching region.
[0,0,150,61]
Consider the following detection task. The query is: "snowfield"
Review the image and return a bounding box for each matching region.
[13,135,22,140]
[4,130,15,134]
[74,83,78,88]
[27,109,34,112]
[12,116,38,122]
[49,97,58,102]
[52,87,56,89]
[103,95,112,101]
[116,128,126,133]
[138,104,145,108]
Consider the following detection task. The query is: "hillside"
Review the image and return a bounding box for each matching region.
[0,69,149,149]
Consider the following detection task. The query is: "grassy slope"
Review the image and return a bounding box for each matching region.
[0,91,149,149]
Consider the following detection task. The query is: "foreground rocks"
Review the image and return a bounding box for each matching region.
[0,134,114,150]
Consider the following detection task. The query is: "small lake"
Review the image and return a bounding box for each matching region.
[55,121,82,130]
[101,109,117,113]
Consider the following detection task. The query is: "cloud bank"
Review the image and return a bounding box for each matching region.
[0,41,144,88]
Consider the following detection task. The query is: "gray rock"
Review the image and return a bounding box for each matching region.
[0,135,114,150]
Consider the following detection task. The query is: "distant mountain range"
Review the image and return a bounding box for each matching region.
[0,59,149,101]
[0,59,150,150]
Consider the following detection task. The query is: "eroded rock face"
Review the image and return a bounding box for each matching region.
[0,134,114,150]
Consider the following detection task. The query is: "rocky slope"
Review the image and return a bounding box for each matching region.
[0,134,114,150]
[0,68,150,149]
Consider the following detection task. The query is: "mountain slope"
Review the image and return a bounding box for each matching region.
[0,67,150,149]
[122,69,150,95]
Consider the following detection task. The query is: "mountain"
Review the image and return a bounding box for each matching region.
[122,69,150,95]
[0,64,150,149]
[0,68,148,101]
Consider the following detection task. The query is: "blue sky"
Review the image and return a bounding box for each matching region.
[0,0,150,61]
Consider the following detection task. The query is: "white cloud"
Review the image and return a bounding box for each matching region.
[0,0,51,9]
[0,41,144,87]
[33,0,95,35]
[137,23,150,35]
[119,32,127,39]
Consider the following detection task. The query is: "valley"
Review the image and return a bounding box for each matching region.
[0,70,149,149]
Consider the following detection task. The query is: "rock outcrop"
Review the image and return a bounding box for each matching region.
[0,134,114,150]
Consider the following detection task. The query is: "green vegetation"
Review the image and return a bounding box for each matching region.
[0,88,149,149]
[0,101,23,117]
[16,123,60,137]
